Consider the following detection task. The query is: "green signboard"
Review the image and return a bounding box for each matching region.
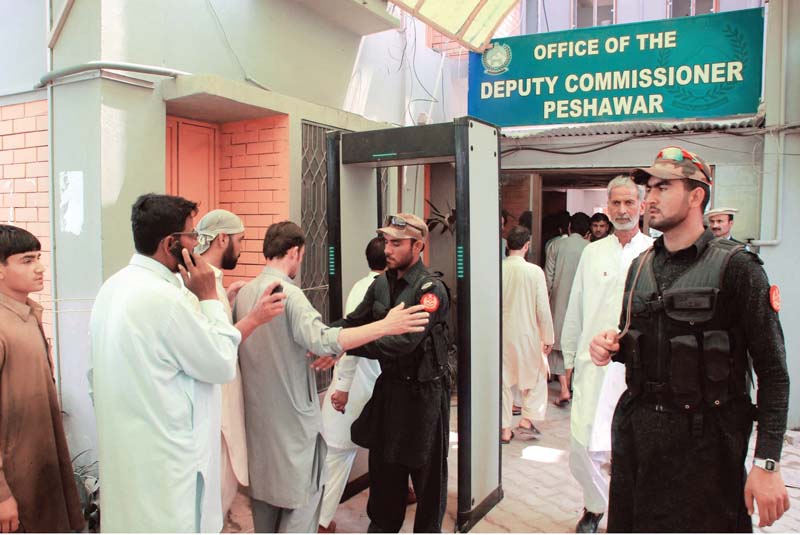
[468,8,764,127]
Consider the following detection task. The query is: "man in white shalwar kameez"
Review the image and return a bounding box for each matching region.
[501,225,555,443]
[318,237,385,532]
[235,222,430,534]
[192,210,251,531]
[561,177,653,532]
[90,194,286,533]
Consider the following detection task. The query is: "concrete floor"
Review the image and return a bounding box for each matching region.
[224,383,800,533]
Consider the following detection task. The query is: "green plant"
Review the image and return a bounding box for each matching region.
[425,200,456,235]
[72,450,100,532]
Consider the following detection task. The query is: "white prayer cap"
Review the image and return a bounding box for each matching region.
[706,207,739,218]
[194,209,245,255]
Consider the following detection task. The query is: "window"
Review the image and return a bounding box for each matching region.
[670,0,717,18]
[575,0,615,28]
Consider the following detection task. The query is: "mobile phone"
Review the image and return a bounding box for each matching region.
[271,284,284,295]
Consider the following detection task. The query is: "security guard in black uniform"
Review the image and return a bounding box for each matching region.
[334,213,450,533]
[590,147,790,532]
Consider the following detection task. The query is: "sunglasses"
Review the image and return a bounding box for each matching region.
[657,146,712,184]
[386,215,426,234]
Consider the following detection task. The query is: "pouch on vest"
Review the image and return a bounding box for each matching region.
[702,330,732,406]
[619,329,644,395]
[669,334,702,407]
[629,291,651,318]
[663,288,718,324]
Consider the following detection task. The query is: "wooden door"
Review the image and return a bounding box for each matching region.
[166,116,218,218]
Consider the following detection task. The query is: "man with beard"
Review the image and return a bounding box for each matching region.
[589,213,611,242]
[334,214,451,533]
[590,147,790,531]
[90,194,287,532]
[561,176,653,532]
[193,210,251,530]
[235,221,430,533]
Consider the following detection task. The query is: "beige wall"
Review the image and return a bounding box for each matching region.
[95,0,362,110]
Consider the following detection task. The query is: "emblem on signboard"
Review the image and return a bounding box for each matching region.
[482,42,512,75]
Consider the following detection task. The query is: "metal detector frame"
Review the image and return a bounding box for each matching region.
[326,116,503,532]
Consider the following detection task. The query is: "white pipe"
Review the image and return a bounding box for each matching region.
[751,0,787,247]
[45,0,63,397]
[36,61,191,89]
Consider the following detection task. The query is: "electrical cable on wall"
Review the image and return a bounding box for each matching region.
[205,0,271,91]
[401,13,440,124]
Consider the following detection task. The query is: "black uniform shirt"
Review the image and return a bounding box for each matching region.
[333,259,450,467]
[337,258,449,366]
[620,229,789,460]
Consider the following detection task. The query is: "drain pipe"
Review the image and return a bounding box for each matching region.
[45,0,63,396]
[36,61,192,89]
[751,0,787,247]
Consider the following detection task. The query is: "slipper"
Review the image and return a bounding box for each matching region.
[512,405,522,416]
[553,398,570,408]
[501,431,514,444]
[517,423,542,436]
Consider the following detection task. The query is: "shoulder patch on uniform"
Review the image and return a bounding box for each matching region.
[420,292,440,312]
[769,285,781,312]
[421,281,433,290]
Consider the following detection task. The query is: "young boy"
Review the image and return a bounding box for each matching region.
[0,224,84,533]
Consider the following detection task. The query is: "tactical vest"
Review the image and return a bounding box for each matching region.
[372,273,450,383]
[618,239,750,411]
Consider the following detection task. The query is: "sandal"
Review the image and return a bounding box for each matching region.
[501,430,514,444]
[517,423,542,436]
[553,398,570,408]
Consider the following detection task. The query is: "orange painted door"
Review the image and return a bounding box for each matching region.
[166,116,219,218]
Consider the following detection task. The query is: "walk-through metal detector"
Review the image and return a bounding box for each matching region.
[326,117,502,532]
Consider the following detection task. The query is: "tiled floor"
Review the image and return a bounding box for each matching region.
[225,383,800,533]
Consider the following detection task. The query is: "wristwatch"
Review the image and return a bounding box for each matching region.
[753,458,780,472]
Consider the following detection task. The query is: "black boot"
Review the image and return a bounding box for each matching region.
[575,509,604,533]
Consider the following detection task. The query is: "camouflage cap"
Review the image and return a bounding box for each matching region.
[633,146,713,186]
[377,213,427,241]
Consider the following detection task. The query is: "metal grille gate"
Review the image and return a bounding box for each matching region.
[301,121,334,391]
[378,167,390,224]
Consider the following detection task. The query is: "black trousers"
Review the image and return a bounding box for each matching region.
[608,394,755,533]
[366,413,448,533]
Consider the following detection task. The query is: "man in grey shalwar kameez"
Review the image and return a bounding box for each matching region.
[546,212,590,406]
[234,222,429,533]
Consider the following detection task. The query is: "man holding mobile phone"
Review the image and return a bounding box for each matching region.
[90,194,286,532]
